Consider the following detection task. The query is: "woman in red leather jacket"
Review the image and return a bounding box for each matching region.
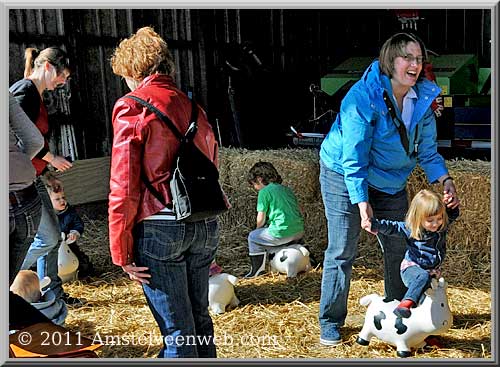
[109,27,220,358]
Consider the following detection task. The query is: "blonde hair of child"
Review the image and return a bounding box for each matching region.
[405,189,448,240]
[10,270,42,303]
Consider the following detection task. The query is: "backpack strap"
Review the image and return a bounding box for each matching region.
[122,94,198,207]
[182,97,199,143]
[123,95,184,141]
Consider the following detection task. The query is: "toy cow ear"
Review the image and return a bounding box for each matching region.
[227,274,239,285]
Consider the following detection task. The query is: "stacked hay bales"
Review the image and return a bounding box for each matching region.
[218,148,491,286]
[217,148,325,274]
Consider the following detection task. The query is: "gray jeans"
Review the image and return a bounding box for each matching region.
[248,227,304,254]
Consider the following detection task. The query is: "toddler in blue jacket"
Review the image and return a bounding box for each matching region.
[363,189,459,318]
[49,185,94,278]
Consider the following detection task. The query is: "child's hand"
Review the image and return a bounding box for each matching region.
[443,193,452,204]
[256,211,266,229]
[45,172,63,192]
[67,230,80,243]
[429,268,442,279]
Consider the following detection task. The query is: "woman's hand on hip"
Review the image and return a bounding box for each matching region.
[122,263,151,284]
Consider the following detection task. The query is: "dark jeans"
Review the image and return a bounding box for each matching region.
[134,218,219,358]
[368,186,409,301]
[318,161,408,338]
[9,183,42,285]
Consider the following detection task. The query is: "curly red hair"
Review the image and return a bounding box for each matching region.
[111,26,175,80]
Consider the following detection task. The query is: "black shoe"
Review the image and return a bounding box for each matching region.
[77,263,95,278]
[61,292,86,307]
[244,253,267,278]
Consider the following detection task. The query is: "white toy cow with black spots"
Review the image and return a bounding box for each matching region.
[356,277,453,358]
[269,244,311,278]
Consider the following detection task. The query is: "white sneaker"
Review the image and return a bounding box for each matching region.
[319,337,342,346]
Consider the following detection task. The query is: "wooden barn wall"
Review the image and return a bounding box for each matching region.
[9,8,491,158]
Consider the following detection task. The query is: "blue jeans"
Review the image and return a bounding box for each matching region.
[248,227,304,254]
[20,177,64,299]
[134,218,219,358]
[401,265,431,303]
[9,184,42,285]
[318,161,408,336]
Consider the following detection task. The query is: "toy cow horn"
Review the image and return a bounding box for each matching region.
[438,277,446,289]
[430,277,439,290]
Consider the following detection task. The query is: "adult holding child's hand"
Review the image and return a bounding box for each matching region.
[441,176,460,208]
[317,32,460,346]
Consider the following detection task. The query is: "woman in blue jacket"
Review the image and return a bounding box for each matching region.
[318,32,460,345]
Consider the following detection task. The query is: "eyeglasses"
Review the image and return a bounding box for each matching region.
[402,54,424,65]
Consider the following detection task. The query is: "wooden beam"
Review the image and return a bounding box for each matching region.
[55,157,110,205]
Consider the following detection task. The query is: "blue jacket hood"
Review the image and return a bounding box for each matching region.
[320,60,447,203]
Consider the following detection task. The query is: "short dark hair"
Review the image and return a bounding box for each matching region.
[379,32,428,79]
[247,161,282,185]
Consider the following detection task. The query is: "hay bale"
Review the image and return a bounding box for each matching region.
[217,148,491,285]
[219,148,320,204]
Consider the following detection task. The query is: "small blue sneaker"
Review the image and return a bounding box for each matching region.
[320,327,342,346]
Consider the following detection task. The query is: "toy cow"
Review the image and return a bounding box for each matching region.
[269,244,312,278]
[208,273,240,314]
[58,233,79,283]
[356,277,453,358]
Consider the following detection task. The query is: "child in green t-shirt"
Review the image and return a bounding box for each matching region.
[245,161,304,278]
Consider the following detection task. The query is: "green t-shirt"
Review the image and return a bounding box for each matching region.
[257,183,304,238]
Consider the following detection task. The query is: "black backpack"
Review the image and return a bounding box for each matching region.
[124,95,230,222]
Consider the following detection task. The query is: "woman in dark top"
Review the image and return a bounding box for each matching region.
[10,47,74,308]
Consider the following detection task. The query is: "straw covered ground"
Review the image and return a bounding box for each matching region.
[63,148,492,359]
